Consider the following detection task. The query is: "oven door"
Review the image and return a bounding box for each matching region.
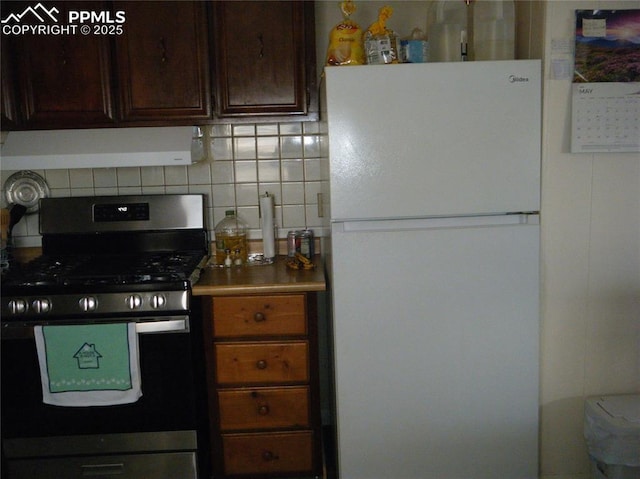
[1,315,208,479]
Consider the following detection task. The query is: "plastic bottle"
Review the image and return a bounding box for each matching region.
[214,210,248,266]
[473,0,515,61]
[428,0,469,62]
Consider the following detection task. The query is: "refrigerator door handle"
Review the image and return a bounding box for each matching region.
[337,213,540,233]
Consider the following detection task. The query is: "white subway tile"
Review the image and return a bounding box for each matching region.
[210,124,232,137]
[44,170,70,188]
[212,160,234,184]
[93,168,117,188]
[304,158,322,181]
[235,160,257,183]
[69,169,94,188]
[188,162,212,185]
[257,136,279,159]
[279,123,302,135]
[281,159,304,181]
[280,136,303,159]
[164,166,188,185]
[235,183,258,206]
[258,160,280,182]
[234,137,256,160]
[282,204,306,229]
[141,167,165,186]
[116,168,141,187]
[211,137,233,160]
[211,183,235,207]
[233,124,256,137]
[282,182,305,205]
[257,124,279,136]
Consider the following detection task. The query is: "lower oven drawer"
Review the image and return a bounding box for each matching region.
[6,451,198,479]
[222,431,313,475]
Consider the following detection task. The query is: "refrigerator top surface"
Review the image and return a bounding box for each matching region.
[324,60,542,221]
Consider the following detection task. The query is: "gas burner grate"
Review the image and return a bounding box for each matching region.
[4,251,205,288]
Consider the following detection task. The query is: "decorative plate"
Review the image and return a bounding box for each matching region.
[4,170,50,213]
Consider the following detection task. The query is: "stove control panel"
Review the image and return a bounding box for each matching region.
[2,290,189,318]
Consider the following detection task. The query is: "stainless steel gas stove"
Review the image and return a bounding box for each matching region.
[2,194,207,321]
[1,194,210,479]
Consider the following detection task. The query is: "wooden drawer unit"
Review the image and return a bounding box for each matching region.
[202,293,322,478]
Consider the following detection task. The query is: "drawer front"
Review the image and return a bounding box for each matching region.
[222,431,313,475]
[6,452,197,479]
[215,341,309,384]
[213,295,306,338]
[218,386,310,431]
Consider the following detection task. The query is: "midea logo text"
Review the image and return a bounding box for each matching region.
[2,3,125,36]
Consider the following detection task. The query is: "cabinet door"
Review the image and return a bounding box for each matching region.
[115,1,211,123]
[212,1,316,118]
[10,1,116,128]
[1,36,19,129]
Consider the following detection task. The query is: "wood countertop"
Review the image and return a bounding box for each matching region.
[192,255,326,296]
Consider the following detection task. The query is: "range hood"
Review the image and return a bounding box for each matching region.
[0,126,199,170]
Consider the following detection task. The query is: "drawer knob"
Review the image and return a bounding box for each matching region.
[258,405,270,415]
[254,312,266,322]
[262,450,277,462]
[256,359,267,370]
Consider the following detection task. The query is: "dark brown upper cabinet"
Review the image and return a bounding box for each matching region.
[2,1,317,130]
[1,35,19,130]
[211,1,317,120]
[8,1,116,129]
[114,1,211,124]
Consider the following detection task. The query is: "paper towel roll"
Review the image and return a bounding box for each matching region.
[260,193,276,260]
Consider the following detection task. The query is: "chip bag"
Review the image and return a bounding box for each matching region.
[364,5,399,64]
[326,1,365,66]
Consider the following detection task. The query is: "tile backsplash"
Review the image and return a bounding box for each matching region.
[1,121,329,249]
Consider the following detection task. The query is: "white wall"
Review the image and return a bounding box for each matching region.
[539,1,640,477]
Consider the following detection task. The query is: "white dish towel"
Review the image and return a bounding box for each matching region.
[34,323,142,407]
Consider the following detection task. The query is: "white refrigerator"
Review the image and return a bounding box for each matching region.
[323,61,541,479]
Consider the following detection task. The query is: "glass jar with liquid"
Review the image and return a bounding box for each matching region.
[214,210,248,266]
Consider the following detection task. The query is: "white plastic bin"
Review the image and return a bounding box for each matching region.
[584,395,640,479]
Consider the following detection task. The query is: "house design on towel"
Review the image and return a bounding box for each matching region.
[73,343,102,369]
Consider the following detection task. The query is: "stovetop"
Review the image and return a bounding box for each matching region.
[3,251,207,290]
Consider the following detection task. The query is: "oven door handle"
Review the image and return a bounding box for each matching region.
[1,317,190,339]
[135,318,189,334]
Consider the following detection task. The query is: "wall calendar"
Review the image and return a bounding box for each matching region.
[571,9,640,153]
[571,83,640,153]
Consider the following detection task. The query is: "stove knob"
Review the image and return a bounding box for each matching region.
[79,296,98,312]
[126,295,143,310]
[32,298,52,314]
[150,294,166,309]
[8,299,28,315]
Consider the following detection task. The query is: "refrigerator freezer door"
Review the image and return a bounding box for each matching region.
[324,61,541,221]
[330,218,540,478]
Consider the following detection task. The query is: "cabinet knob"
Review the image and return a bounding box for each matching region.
[258,404,270,415]
[262,450,277,462]
[253,311,266,322]
[256,359,267,370]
